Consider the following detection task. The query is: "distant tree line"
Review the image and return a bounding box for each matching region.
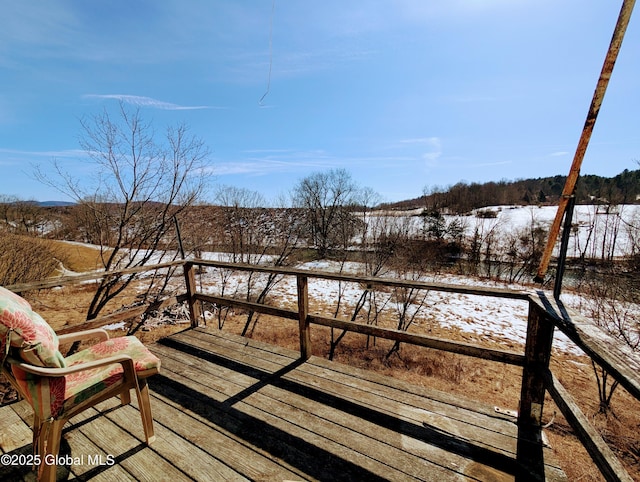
[381,168,640,214]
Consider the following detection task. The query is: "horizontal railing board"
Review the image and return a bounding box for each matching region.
[190,259,530,300]
[6,260,184,293]
[56,294,187,335]
[309,314,525,366]
[195,293,299,321]
[531,291,640,403]
[194,292,525,366]
[544,370,634,482]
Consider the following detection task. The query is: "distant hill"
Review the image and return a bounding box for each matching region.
[38,201,76,207]
[380,168,640,214]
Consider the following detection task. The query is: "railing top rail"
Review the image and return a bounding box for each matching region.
[5,260,185,293]
[190,258,531,301]
[530,290,640,403]
[5,257,531,301]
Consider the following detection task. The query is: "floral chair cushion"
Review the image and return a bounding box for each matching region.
[0,286,32,309]
[0,286,65,368]
[65,336,161,373]
[11,367,67,420]
[12,336,160,420]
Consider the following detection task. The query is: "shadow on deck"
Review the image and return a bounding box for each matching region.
[0,327,566,481]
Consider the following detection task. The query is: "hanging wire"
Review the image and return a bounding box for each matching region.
[259,0,275,106]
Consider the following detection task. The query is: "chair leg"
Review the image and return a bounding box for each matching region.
[38,418,65,482]
[135,378,155,444]
[32,413,42,455]
[120,388,131,405]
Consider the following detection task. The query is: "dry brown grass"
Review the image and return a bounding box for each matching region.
[5,280,639,481]
[0,235,62,285]
[0,237,108,285]
[43,239,108,273]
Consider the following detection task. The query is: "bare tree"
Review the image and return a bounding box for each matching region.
[382,218,435,359]
[212,186,303,335]
[216,186,267,264]
[577,271,639,414]
[240,204,302,336]
[292,168,360,259]
[502,209,548,283]
[570,205,640,415]
[39,103,209,321]
[463,214,501,277]
[0,196,47,235]
[292,170,369,358]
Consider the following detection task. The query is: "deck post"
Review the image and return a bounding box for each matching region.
[519,299,555,426]
[184,261,202,328]
[297,274,311,359]
[517,297,555,477]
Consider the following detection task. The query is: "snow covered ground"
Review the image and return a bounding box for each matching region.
[195,258,587,356]
[68,204,640,358]
[363,204,640,259]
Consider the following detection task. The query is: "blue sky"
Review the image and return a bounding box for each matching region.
[1,1,638,204]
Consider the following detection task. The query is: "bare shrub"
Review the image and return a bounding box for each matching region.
[0,233,63,285]
[576,270,639,414]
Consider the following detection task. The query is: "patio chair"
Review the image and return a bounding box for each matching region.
[0,286,160,482]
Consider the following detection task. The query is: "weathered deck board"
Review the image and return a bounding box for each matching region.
[0,326,567,481]
[105,401,252,481]
[169,328,545,465]
[174,329,523,446]
[159,328,566,480]
[153,345,439,480]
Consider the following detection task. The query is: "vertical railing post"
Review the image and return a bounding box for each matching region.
[297,275,311,360]
[184,261,202,328]
[519,299,555,426]
[517,297,555,478]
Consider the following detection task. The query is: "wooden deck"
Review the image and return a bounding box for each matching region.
[1,327,567,481]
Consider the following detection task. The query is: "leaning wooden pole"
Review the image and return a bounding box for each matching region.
[535,0,636,283]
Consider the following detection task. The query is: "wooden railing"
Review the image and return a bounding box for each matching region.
[8,259,639,481]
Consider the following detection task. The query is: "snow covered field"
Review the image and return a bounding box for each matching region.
[365,204,640,259]
[70,204,640,358]
[195,258,586,356]
[190,205,640,359]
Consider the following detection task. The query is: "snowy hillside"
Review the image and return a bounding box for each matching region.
[365,204,640,259]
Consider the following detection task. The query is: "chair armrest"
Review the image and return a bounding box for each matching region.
[8,354,135,378]
[58,329,110,346]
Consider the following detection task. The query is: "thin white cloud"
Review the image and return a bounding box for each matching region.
[467,160,512,168]
[215,148,421,177]
[242,148,296,154]
[411,137,442,167]
[214,160,330,177]
[399,137,438,145]
[83,94,217,110]
[0,147,84,158]
[550,151,569,157]
[213,149,334,177]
